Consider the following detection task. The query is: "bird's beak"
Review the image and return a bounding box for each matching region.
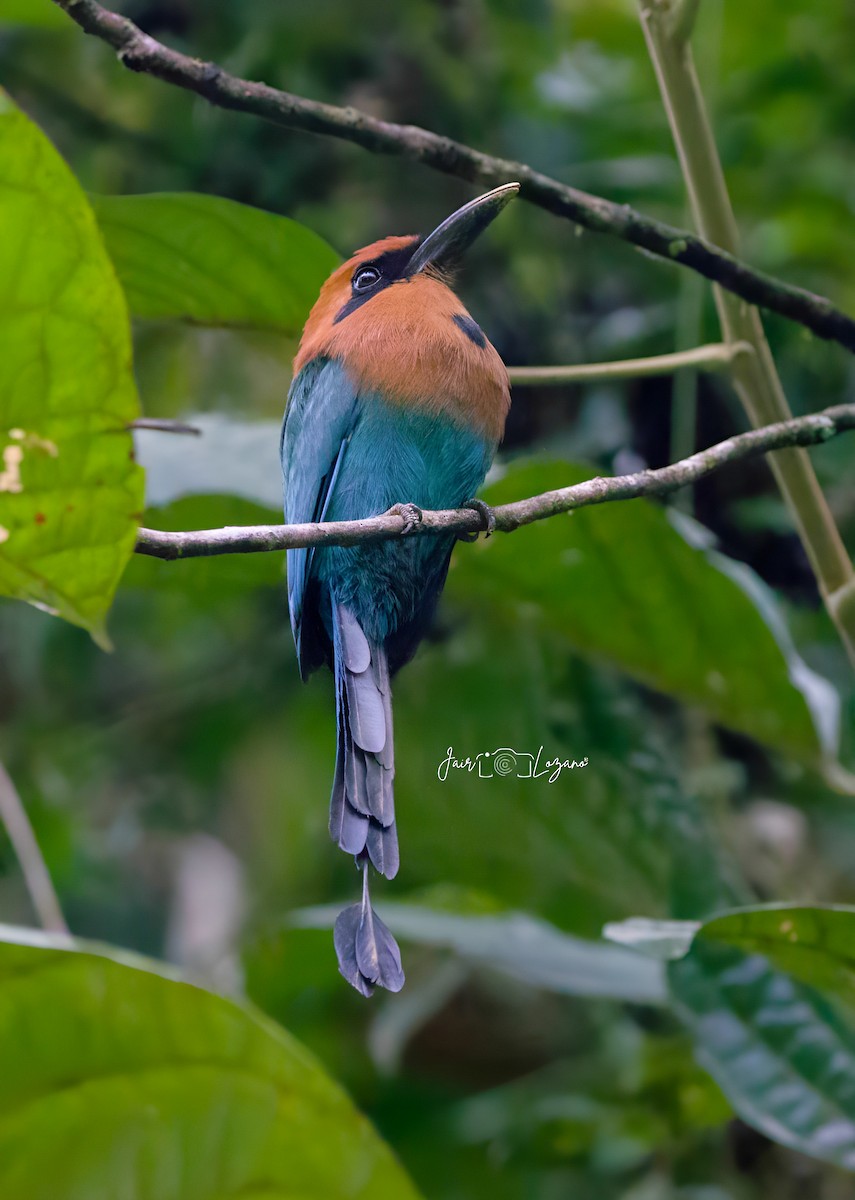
[406,182,520,276]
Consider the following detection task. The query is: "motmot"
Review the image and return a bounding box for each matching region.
[280,183,518,995]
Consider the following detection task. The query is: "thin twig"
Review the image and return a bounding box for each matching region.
[508,342,750,386]
[49,0,855,354]
[0,762,68,934]
[134,403,855,560]
[129,418,202,436]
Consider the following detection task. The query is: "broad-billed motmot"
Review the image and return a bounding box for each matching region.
[281,183,518,995]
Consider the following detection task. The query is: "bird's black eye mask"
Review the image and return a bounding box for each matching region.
[334,238,421,324]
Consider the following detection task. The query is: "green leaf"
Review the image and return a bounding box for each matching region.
[0,94,143,645]
[612,906,855,1168]
[91,192,341,332]
[669,937,855,1171]
[0,0,68,28]
[290,904,668,1004]
[699,904,855,1007]
[0,924,421,1200]
[605,904,855,993]
[456,461,838,761]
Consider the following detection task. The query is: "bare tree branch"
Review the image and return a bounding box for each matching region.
[50,0,855,354]
[135,403,855,561]
[0,762,68,934]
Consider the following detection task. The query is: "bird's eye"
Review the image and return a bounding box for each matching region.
[353,266,381,293]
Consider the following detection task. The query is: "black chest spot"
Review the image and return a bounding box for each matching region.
[452,313,487,348]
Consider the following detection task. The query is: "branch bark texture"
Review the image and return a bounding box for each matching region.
[50,0,855,355]
[135,403,855,560]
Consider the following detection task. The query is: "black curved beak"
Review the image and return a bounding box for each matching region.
[407,182,519,276]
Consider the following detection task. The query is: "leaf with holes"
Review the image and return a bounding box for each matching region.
[0,924,421,1200]
[0,94,143,644]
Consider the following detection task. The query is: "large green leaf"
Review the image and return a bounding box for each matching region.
[0,924,420,1200]
[91,192,341,332]
[0,94,143,644]
[456,462,838,761]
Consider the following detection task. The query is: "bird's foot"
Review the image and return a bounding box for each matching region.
[457,498,496,543]
[388,502,424,536]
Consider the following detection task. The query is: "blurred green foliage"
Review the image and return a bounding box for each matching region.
[0,928,419,1199]
[1,2,855,1197]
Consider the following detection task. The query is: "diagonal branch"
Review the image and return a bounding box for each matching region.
[135,403,855,561]
[50,0,855,354]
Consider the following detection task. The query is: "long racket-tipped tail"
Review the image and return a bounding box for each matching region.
[328,596,404,993]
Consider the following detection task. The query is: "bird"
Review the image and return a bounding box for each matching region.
[280,183,518,996]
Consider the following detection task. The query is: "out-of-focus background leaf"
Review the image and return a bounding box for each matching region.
[700,904,855,1002]
[0,925,421,1199]
[0,92,142,644]
[289,903,669,1004]
[1,1,855,1197]
[466,464,839,761]
[91,192,341,331]
[608,903,855,1005]
[670,936,855,1172]
[607,905,855,1170]
[0,0,66,30]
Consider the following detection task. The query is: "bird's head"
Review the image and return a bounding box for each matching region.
[294,184,519,441]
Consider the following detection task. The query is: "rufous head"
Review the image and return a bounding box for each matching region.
[293,184,519,442]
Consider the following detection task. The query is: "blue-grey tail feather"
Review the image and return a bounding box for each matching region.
[330,597,398,880]
[333,863,405,995]
[329,595,404,995]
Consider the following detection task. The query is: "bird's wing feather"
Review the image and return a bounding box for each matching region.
[280,358,360,676]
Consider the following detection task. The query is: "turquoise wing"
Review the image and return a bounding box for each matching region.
[280,358,360,676]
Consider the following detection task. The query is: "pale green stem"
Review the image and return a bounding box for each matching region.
[670,269,704,513]
[638,0,855,668]
[0,762,68,934]
[507,342,750,386]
